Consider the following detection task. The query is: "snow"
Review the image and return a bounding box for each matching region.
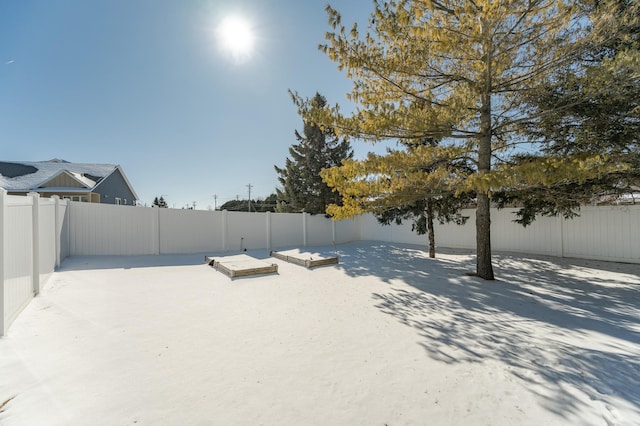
[0,161,116,191]
[210,253,277,270]
[1,241,639,425]
[68,171,97,188]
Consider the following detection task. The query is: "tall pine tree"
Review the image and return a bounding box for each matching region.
[275,92,353,214]
[306,0,609,279]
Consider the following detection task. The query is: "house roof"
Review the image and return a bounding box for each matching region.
[0,160,138,200]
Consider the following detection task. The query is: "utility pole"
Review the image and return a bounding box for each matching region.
[247,184,253,212]
[213,194,217,210]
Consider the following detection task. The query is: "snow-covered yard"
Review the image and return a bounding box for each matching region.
[1,241,639,425]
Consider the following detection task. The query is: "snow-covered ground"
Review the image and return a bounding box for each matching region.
[1,241,639,425]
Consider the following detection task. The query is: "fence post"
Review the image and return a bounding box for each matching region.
[0,189,6,336]
[153,206,161,255]
[559,214,565,258]
[332,218,336,245]
[53,195,61,268]
[266,211,272,250]
[68,200,74,256]
[222,210,228,252]
[302,212,308,247]
[29,192,41,296]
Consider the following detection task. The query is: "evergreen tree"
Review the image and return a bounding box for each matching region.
[275,92,353,214]
[259,193,278,212]
[493,0,640,224]
[153,196,168,208]
[308,0,609,279]
[322,140,474,257]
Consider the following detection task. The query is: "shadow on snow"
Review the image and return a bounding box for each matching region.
[336,241,640,420]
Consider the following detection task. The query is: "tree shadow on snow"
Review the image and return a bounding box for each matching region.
[336,241,640,421]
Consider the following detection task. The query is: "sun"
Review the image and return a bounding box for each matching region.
[217,16,255,62]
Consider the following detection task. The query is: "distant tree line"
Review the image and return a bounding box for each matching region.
[219,194,278,212]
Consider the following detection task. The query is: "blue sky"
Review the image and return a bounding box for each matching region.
[1,0,389,209]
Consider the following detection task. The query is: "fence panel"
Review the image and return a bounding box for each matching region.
[389,221,428,246]
[59,201,70,261]
[4,196,34,331]
[38,200,57,286]
[159,208,224,254]
[563,205,640,263]
[490,208,563,256]
[430,209,476,250]
[226,211,267,251]
[69,202,156,255]
[306,214,334,247]
[269,213,304,249]
[358,214,392,242]
[335,217,358,244]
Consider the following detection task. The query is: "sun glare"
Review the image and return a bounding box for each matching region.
[217,16,255,62]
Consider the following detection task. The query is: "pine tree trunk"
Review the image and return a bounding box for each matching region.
[476,107,494,279]
[476,192,494,280]
[476,17,495,281]
[476,117,495,280]
[426,200,435,258]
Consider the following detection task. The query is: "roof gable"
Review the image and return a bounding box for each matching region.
[93,165,139,201]
[37,170,92,189]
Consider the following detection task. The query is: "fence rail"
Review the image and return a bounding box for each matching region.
[2,191,639,336]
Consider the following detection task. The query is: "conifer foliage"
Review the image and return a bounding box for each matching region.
[309,0,608,280]
[152,196,168,208]
[494,0,640,223]
[275,92,353,214]
[321,138,474,258]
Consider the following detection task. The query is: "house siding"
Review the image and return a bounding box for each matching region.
[93,168,137,205]
[40,173,85,188]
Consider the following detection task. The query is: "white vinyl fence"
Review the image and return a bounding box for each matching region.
[358,205,640,263]
[66,204,345,255]
[65,202,640,263]
[2,193,639,336]
[1,190,68,335]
